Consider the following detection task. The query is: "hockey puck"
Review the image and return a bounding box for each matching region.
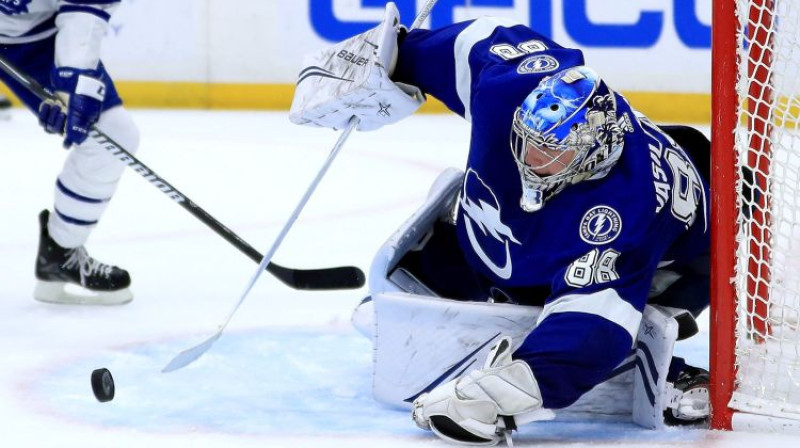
[90,368,115,402]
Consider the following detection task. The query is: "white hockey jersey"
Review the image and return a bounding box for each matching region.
[0,0,119,68]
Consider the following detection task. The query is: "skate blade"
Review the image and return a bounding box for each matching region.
[34,281,133,306]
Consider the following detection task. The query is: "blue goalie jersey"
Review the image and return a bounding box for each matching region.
[393,18,709,408]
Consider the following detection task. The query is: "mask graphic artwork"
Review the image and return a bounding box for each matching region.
[510,66,626,212]
[460,169,521,279]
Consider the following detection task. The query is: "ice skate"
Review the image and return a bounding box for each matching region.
[34,210,132,305]
[664,365,710,425]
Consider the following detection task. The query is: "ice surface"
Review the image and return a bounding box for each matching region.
[0,109,797,447]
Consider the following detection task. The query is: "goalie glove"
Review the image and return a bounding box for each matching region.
[289,2,425,132]
[411,337,553,446]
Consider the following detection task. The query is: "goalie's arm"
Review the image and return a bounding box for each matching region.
[519,290,640,408]
[522,231,676,408]
[392,17,524,119]
[411,288,641,445]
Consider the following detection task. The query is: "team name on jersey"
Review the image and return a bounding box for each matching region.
[648,143,671,214]
[644,124,705,228]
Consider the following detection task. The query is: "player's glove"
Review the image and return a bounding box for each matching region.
[411,337,553,446]
[38,67,106,148]
[289,2,425,132]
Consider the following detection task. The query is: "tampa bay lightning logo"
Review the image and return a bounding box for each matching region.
[517,55,559,74]
[0,0,32,15]
[579,205,622,245]
[460,169,521,279]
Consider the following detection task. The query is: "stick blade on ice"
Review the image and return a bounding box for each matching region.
[162,332,222,373]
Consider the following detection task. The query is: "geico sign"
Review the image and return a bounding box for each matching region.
[309,0,710,49]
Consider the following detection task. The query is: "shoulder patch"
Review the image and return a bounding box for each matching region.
[0,0,32,15]
[517,55,559,74]
[579,205,622,245]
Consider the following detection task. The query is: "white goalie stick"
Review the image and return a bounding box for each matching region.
[0,55,364,291]
[162,0,441,373]
[163,116,358,372]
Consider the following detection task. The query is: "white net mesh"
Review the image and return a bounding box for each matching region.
[731,0,800,420]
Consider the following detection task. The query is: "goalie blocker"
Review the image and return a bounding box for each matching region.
[351,168,709,444]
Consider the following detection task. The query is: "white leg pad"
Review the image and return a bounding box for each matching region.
[352,167,463,339]
[371,292,541,407]
[367,167,463,295]
[631,305,681,429]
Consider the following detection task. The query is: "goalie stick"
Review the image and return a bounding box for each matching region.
[163,116,359,372]
[162,0,441,373]
[0,55,365,291]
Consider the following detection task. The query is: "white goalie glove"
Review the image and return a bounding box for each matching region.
[289,2,425,132]
[412,337,554,446]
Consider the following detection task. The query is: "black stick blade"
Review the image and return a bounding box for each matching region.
[266,264,365,290]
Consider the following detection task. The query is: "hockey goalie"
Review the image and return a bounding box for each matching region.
[290,3,711,445]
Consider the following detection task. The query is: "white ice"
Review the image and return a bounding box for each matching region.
[1,109,798,447]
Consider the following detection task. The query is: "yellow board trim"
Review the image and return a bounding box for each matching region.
[0,81,711,123]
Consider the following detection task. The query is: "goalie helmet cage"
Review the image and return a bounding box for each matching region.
[711,0,800,432]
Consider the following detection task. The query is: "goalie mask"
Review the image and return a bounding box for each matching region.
[510,66,625,212]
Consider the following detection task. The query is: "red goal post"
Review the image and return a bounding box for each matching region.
[711,0,800,432]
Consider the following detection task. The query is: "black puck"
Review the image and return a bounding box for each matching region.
[91,368,115,402]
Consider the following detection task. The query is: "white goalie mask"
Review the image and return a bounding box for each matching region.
[510,66,626,212]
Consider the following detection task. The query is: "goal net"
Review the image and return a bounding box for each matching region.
[711,0,800,432]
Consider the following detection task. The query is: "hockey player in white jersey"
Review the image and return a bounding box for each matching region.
[1,1,136,305]
[291,4,711,445]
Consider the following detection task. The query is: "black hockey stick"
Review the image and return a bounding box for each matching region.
[0,55,365,291]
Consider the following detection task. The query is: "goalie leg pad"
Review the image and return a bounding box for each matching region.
[631,305,710,429]
[368,292,540,407]
[352,168,463,339]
